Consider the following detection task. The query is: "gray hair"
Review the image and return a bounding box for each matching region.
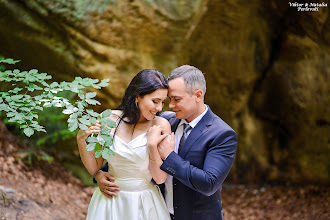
[168,65,206,98]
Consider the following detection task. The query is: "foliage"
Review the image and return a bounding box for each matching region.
[0,58,116,161]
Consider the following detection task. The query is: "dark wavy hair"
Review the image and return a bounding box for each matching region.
[115,69,168,125]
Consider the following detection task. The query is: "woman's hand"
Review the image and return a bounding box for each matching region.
[147,125,169,148]
[157,132,175,160]
[76,122,101,143]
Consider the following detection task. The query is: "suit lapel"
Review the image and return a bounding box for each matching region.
[179,108,213,158]
[170,117,181,133]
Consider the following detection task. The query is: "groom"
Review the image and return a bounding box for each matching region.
[96,65,237,220]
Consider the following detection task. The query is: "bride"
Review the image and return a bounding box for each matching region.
[76,69,172,220]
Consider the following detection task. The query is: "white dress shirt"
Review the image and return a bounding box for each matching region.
[164,105,208,214]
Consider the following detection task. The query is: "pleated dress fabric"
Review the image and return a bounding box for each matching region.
[86,133,170,220]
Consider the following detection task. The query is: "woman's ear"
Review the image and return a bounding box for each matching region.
[135,95,140,103]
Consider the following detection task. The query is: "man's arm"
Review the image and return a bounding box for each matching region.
[92,162,109,183]
[93,162,121,198]
[161,129,237,196]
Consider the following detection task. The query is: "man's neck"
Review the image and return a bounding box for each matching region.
[186,103,206,123]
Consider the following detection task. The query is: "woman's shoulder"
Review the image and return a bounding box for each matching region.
[109,110,123,120]
[111,109,122,116]
[152,116,171,132]
[100,109,122,121]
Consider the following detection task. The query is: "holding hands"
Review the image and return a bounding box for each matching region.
[147,125,169,147]
[147,125,175,160]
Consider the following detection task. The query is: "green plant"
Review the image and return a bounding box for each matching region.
[1,192,6,220]
[0,58,115,161]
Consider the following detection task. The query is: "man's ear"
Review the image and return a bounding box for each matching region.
[194,89,203,102]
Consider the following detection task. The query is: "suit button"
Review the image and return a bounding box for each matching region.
[175,207,177,209]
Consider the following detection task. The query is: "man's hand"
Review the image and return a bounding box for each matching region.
[96,171,120,198]
[157,132,175,160]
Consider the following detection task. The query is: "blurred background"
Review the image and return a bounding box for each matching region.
[0,0,329,193]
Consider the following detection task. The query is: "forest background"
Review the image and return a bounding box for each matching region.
[0,0,329,219]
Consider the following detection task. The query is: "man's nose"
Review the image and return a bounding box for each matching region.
[169,102,175,109]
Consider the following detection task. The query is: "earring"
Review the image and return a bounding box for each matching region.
[135,101,138,108]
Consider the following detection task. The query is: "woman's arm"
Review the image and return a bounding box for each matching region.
[147,117,173,184]
[76,122,104,175]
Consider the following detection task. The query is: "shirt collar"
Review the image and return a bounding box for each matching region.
[179,104,208,129]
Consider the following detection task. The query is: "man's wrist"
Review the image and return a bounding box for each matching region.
[93,170,104,182]
[164,151,174,160]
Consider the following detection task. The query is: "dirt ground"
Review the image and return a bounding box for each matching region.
[0,141,329,220]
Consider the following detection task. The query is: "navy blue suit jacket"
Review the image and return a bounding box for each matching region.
[160,107,237,220]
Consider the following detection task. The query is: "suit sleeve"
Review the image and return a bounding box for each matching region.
[161,129,237,196]
[92,162,109,184]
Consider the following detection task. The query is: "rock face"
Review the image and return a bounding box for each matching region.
[0,0,329,184]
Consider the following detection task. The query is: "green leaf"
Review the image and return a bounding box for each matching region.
[86,92,97,99]
[63,108,73,114]
[86,109,99,117]
[104,119,117,128]
[95,150,102,158]
[6,112,16,118]
[50,82,59,88]
[78,91,85,99]
[79,118,91,126]
[70,85,79,93]
[24,127,34,137]
[100,126,111,135]
[101,109,112,118]
[29,69,38,74]
[85,99,100,105]
[44,103,52,108]
[86,136,98,143]
[101,134,112,142]
[105,147,114,155]
[102,151,110,160]
[97,79,110,88]
[86,142,96,151]
[102,147,114,161]
[77,101,84,111]
[95,143,102,151]
[78,123,89,131]
[11,95,24,100]
[2,58,20,64]
[68,121,78,132]
[0,104,10,112]
[104,139,113,147]
[90,117,97,124]
[35,106,43,111]
[98,139,105,146]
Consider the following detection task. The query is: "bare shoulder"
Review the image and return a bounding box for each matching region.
[100,109,122,121]
[109,110,123,121]
[152,116,171,133]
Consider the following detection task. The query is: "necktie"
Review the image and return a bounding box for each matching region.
[178,123,192,153]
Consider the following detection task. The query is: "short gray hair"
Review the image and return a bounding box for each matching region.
[168,65,206,98]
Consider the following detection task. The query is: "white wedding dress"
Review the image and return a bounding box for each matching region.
[86,133,170,220]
